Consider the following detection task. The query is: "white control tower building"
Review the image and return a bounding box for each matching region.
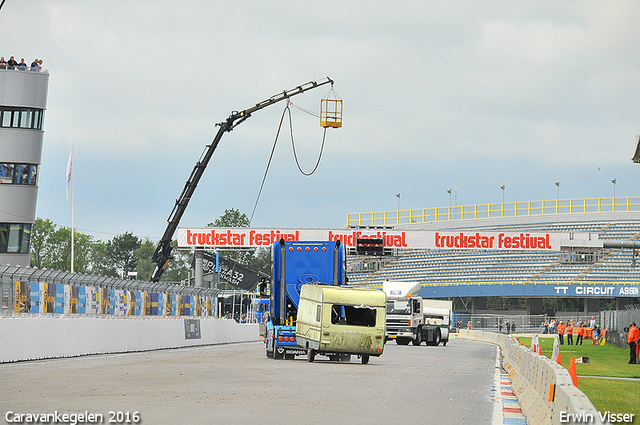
[0,65,49,266]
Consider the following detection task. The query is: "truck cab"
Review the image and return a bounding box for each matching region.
[384,281,424,345]
[383,281,451,346]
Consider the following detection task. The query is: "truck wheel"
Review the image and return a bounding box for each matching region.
[340,354,351,362]
[442,339,448,346]
[396,337,410,345]
[307,349,315,363]
[361,355,370,364]
[434,329,441,346]
[412,329,422,346]
[266,349,274,359]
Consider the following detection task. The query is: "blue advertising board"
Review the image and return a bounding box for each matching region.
[172,294,179,316]
[184,295,192,316]
[419,282,640,298]
[109,289,117,314]
[30,282,40,313]
[55,284,65,314]
[78,286,86,314]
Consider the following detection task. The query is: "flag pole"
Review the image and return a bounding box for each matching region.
[67,145,75,273]
[71,145,75,273]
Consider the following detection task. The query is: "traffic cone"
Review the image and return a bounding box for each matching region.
[569,358,578,387]
[556,351,561,365]
[538,345,542,355]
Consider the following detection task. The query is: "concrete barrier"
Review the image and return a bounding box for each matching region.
[458,329,604,425]
[0,317,260,363]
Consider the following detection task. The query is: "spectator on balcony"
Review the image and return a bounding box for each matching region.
[17,58,27,70]
[30,59,41,70]
[0,57,6,69]
[7,56,18,69]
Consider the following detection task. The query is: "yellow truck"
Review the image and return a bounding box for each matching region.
[296,283,386,364]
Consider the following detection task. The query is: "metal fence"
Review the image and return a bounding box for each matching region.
[0,264,218,318]
[598,307,640,349]
[346,196,640,226]
[453,313,546,334]
[451,309,640,350]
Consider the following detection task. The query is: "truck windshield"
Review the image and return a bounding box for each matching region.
[386,300,411,315]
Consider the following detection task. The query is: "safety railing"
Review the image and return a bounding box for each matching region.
[346,196,640,227]
[0,66,48,73]
[0,264,218,318]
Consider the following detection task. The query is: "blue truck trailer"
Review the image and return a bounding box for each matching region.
[265,239,344,359]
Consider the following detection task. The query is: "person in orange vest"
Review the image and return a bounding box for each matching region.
[566,321,574,345]
[576,323,585,345]
[557,321,566,345]
[628,322,639,364]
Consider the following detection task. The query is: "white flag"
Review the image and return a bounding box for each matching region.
[66,148,73,199]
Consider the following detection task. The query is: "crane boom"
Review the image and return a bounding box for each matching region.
[151,77,334,282]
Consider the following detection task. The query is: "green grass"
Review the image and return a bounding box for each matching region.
[515,336,640,416]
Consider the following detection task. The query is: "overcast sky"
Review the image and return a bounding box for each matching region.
[3,1,640,241]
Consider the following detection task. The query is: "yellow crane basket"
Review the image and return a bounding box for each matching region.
[320,94,342,128]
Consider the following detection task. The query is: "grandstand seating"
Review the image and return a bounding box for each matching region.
[347,218,640,287]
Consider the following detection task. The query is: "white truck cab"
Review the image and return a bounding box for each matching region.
[383,281,451,346]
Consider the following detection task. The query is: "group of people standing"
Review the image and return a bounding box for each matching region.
[0,56,43,70]
[541,317,600,346]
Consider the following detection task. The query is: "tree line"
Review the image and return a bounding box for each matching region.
[30,209,270,284]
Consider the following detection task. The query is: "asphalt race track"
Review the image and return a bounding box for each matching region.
[1,337,499,425]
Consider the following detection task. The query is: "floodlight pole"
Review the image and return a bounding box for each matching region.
[612,178,616,197]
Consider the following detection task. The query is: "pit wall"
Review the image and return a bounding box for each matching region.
[0,317,259,363]
[458,329,603,425]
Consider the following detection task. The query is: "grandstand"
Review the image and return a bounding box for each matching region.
[345,196,640,314]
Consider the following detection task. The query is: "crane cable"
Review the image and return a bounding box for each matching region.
[249,100,328,224]
[249,104,288,225]
[287,101,327,177]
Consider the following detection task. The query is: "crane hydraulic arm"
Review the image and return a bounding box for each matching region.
[150,77,335,282]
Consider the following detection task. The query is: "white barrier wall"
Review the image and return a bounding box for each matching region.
[0,317,260,363]
[458,330,604,425]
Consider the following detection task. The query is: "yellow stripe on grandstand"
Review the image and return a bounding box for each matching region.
[346,196,640,227]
